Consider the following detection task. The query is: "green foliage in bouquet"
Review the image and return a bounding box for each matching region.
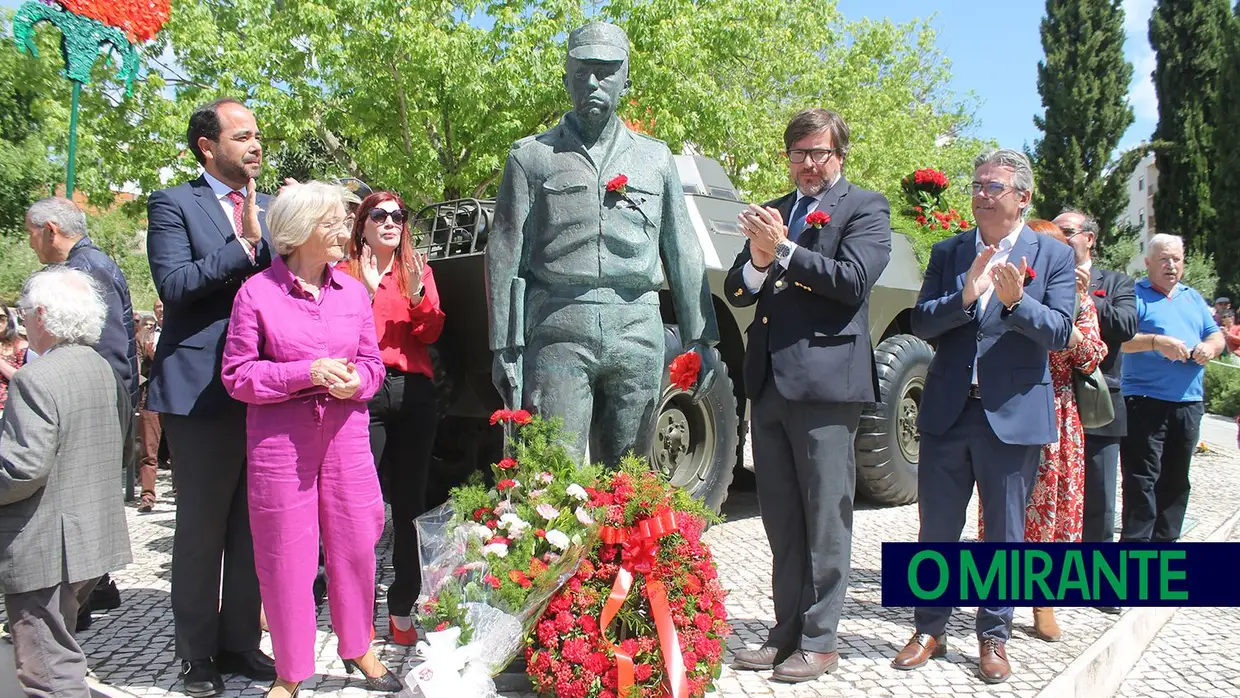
[418,410,605,648]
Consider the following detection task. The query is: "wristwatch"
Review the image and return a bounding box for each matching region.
[775,240,794,262]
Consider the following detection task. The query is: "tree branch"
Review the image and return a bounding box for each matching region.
[388,61,414,156]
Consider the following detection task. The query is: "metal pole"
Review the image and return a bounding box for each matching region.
[66,80,81,198]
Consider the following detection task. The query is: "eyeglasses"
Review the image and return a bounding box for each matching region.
[968,181,1019,198]
[788,149,835,164]
[319,218,350,233]
[368,208,408,225]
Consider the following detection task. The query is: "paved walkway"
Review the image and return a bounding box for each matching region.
[1,430,1237,698]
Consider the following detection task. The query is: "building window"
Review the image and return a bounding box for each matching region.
[1139,177,1144,191]
[1139,241,1145,253]
[1139,211,1145,226]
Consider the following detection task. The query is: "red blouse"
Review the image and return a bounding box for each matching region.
[371,264,445,378]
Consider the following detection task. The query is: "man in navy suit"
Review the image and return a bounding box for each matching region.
[892,150,1075,684]
[725,108,892,683]
[146,98,275,697]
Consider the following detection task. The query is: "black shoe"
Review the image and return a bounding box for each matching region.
[313,571,328,609]
[1098,606,1122,615]
[75,605,93,631]
[343,658,403,692]
[89,576,121,611]
[216,648,278,681]
[180,660,225,698]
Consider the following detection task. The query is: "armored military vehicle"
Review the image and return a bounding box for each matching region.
[417,155,932,511]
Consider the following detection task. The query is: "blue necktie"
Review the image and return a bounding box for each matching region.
[786,196,814,244]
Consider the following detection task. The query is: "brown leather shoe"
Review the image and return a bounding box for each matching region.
[978,637,1011,684]
[771,650,838,683]
[1032,607,1062,642]
[891,632,946,670]
[733,645,794,670]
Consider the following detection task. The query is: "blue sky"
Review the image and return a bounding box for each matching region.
[2,0,1158,154]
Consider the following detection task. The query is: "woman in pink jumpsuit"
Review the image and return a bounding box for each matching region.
[221,181,400,697]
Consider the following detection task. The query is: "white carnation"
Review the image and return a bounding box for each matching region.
[566,483,589,501]
[545,529,570,551]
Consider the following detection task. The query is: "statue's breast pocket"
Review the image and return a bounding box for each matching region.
[540,173,593,233]
[605,181,662,255]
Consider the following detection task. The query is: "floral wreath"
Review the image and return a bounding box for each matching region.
[525,460,729,698]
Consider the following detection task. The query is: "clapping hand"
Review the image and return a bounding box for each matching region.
[962,245,997,306]
[241,178,263,245]
[406,250,427,297]
[738,204,785,268]
[1075,267,1090,297]
[991,256,1027,309]
[360,244,382,295]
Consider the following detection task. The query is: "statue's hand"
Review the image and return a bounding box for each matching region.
[491,348,523,409]
[686,342,719,405]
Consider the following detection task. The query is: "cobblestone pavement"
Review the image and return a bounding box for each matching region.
[1114,523,1240,698]
[4,438,1237,697]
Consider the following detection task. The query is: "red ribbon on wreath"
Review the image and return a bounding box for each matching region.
[597,510,689,698]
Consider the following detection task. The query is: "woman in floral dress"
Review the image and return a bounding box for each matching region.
[978,220,1106,643]
[0,305,28,419]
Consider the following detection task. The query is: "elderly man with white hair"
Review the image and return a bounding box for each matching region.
[0,267,133,697]
[221,181,394,697]
[1119,233,1224,543]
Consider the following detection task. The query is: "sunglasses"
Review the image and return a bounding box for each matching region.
[368,208,408,224]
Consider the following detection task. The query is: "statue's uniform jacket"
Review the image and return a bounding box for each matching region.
[486,114,719,464]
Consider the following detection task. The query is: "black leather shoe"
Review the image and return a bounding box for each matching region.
[89,576,122,611]
[180,660,225,698]
[216,649,278,681]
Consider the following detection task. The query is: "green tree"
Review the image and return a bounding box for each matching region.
[0,12,61,234]
[1031,0,1136,241]
[1212,1,1240,295]
[1149,0,1231,251]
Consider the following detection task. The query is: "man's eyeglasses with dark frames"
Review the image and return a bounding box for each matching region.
[968,181,1019,198]
[788,149,836,164]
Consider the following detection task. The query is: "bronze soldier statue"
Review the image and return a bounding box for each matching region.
[486,20,720,466]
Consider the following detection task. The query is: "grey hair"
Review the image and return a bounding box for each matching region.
[19,266,106,346]
[1147,233,1185,258]
[27,197,87,239]
[974,149,1035,217]
[1058,207,1100,235]
[267,181,348,256]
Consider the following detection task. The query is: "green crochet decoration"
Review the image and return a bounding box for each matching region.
[13,1,140,94]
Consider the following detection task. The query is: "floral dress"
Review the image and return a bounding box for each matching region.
[0,346,25,414]
[979,298,1107,543]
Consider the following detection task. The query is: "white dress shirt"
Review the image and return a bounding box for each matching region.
[202,171,256,260]
[971,222,1025,384]
[741,177,838,293]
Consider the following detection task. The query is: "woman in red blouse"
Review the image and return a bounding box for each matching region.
[343,192,445,646]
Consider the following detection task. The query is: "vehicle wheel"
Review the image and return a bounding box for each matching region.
[649,327,739,513]
[855,334,933,506]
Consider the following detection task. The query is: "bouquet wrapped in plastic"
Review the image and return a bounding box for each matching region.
[410,410,603,697]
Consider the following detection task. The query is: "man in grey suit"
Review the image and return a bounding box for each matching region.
[0,267,133,697]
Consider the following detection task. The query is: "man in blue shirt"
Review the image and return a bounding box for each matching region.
[1120,233,1224,542]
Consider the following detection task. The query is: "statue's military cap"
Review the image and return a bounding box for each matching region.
[566,21,629,63]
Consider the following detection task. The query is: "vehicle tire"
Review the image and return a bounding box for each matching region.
[855,334,933,506]
[649,327,739,513]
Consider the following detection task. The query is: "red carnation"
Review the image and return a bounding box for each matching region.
[554,610,576,633]
[489,409,511,425]
[606,174,629,194]
[497,479,518,492]
[805,210,831,229]
[633,663,654,681]
[1024,266,1037,286]
[436,621,450,631]
[584,652,609,674]
[941,220,950,230]
[669,351,701,392]
[483,575,502,589]
[578,614,599,635]
[915,215,928,226]
[472,507,491,521]
[1094,289,1106,297]
[620,638,639,656]
[511,409,533,425]
[497,457,518,470]
[535,528,546,538]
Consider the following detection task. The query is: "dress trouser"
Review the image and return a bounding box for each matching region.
[750,370,861,654]
[6,578,100,698]
[248,402,386,682]
[137,392,163,500]
[368,370,438,618]
[1120,396,1203,542]
[914,399,1041,642]
[1082,435,1120,542]
[163,404,262,661]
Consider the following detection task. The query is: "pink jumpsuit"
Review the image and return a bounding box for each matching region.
[221,256,387,681]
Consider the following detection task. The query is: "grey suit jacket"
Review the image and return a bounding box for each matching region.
[0,344,133,594]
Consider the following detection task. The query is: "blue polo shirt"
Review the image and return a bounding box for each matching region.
[1121,279,1219,402]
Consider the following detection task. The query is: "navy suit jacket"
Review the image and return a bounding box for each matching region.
[723,178,893,403]
[145,175,272,416]
[64,237,138,401]
[912,226,1075,445]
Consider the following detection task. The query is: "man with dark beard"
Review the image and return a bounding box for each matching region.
[725,108,893,683]
[145,98,275,697]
